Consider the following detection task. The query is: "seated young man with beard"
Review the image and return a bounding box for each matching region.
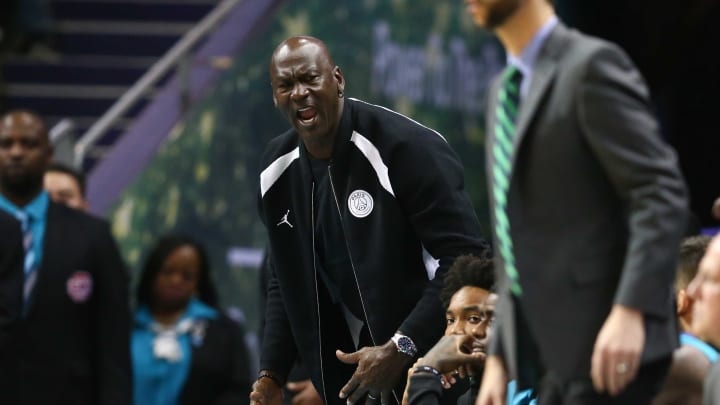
[403,255,535,405]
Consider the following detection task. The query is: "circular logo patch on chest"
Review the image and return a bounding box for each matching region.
[348,190,374,218]
[66,271,93,303]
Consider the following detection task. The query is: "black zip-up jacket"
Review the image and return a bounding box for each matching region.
[258,98,487,402]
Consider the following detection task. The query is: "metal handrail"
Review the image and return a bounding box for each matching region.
[73,0,242,168]
[50,118,77,166]
[50,118,75,144]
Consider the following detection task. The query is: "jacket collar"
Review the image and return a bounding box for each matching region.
[0,191,49,223]
[135,298,219,329]
[330,97,355,164]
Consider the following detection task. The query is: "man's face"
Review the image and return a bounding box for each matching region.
[464,0,522,30]
[0,113,52,195]
[270,40,345,150]
[44,171,87,211]
[445,286,497,356]
[688,238,720,346]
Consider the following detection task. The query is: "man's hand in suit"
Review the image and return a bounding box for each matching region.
[476,355,508,405]
[591,305,645,396]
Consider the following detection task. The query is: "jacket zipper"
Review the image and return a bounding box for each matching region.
[327,164,376,346]
[311,181,329,405]
[328,165,402,403]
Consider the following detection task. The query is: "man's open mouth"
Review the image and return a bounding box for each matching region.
[296,106,318,124]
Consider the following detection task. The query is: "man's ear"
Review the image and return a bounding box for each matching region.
[677,289,690,316]
[334,66,345,94]
[272,94,278,108]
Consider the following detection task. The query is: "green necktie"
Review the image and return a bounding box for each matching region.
[492,66,523,296]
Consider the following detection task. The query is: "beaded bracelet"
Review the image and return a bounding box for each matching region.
[258,372,282,387]
[413,365,442,382]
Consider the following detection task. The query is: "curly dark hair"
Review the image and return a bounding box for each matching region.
[440,254,496,309]
[136,234,219,308]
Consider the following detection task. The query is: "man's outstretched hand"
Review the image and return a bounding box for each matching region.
[336,339,413,404]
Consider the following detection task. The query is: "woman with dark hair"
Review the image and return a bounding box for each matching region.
[132,234,252,405]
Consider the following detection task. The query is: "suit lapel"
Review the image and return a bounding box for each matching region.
[25,203,63,316]
[510,23,568,169]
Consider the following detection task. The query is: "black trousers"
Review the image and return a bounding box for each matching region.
[537,356,671,405]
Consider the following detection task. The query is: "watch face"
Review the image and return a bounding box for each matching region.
[396,336,416,356]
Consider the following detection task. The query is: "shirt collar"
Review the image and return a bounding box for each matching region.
[507,15,558,78]
[135,298,218,328]
[0,191,50,222]
[184,298,218,320]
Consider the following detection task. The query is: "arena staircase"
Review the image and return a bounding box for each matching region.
[0,0,216,169]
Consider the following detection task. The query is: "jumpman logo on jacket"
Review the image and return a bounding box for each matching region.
[276,210,293,228]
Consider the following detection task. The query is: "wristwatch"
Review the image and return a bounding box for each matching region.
[391,333,418,357]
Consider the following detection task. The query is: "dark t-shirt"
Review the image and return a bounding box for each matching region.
[309,157,364,321]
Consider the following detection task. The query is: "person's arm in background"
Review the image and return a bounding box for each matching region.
[259,249,322,405]
[405,335,485,405]
[251,251,297,405]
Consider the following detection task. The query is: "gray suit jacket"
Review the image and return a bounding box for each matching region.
[486,22,687,382]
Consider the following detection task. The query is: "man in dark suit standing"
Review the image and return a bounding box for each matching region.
[0,110,131,404]
[464,0,688,403]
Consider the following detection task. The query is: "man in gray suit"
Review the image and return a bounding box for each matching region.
[464,0,689,403]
